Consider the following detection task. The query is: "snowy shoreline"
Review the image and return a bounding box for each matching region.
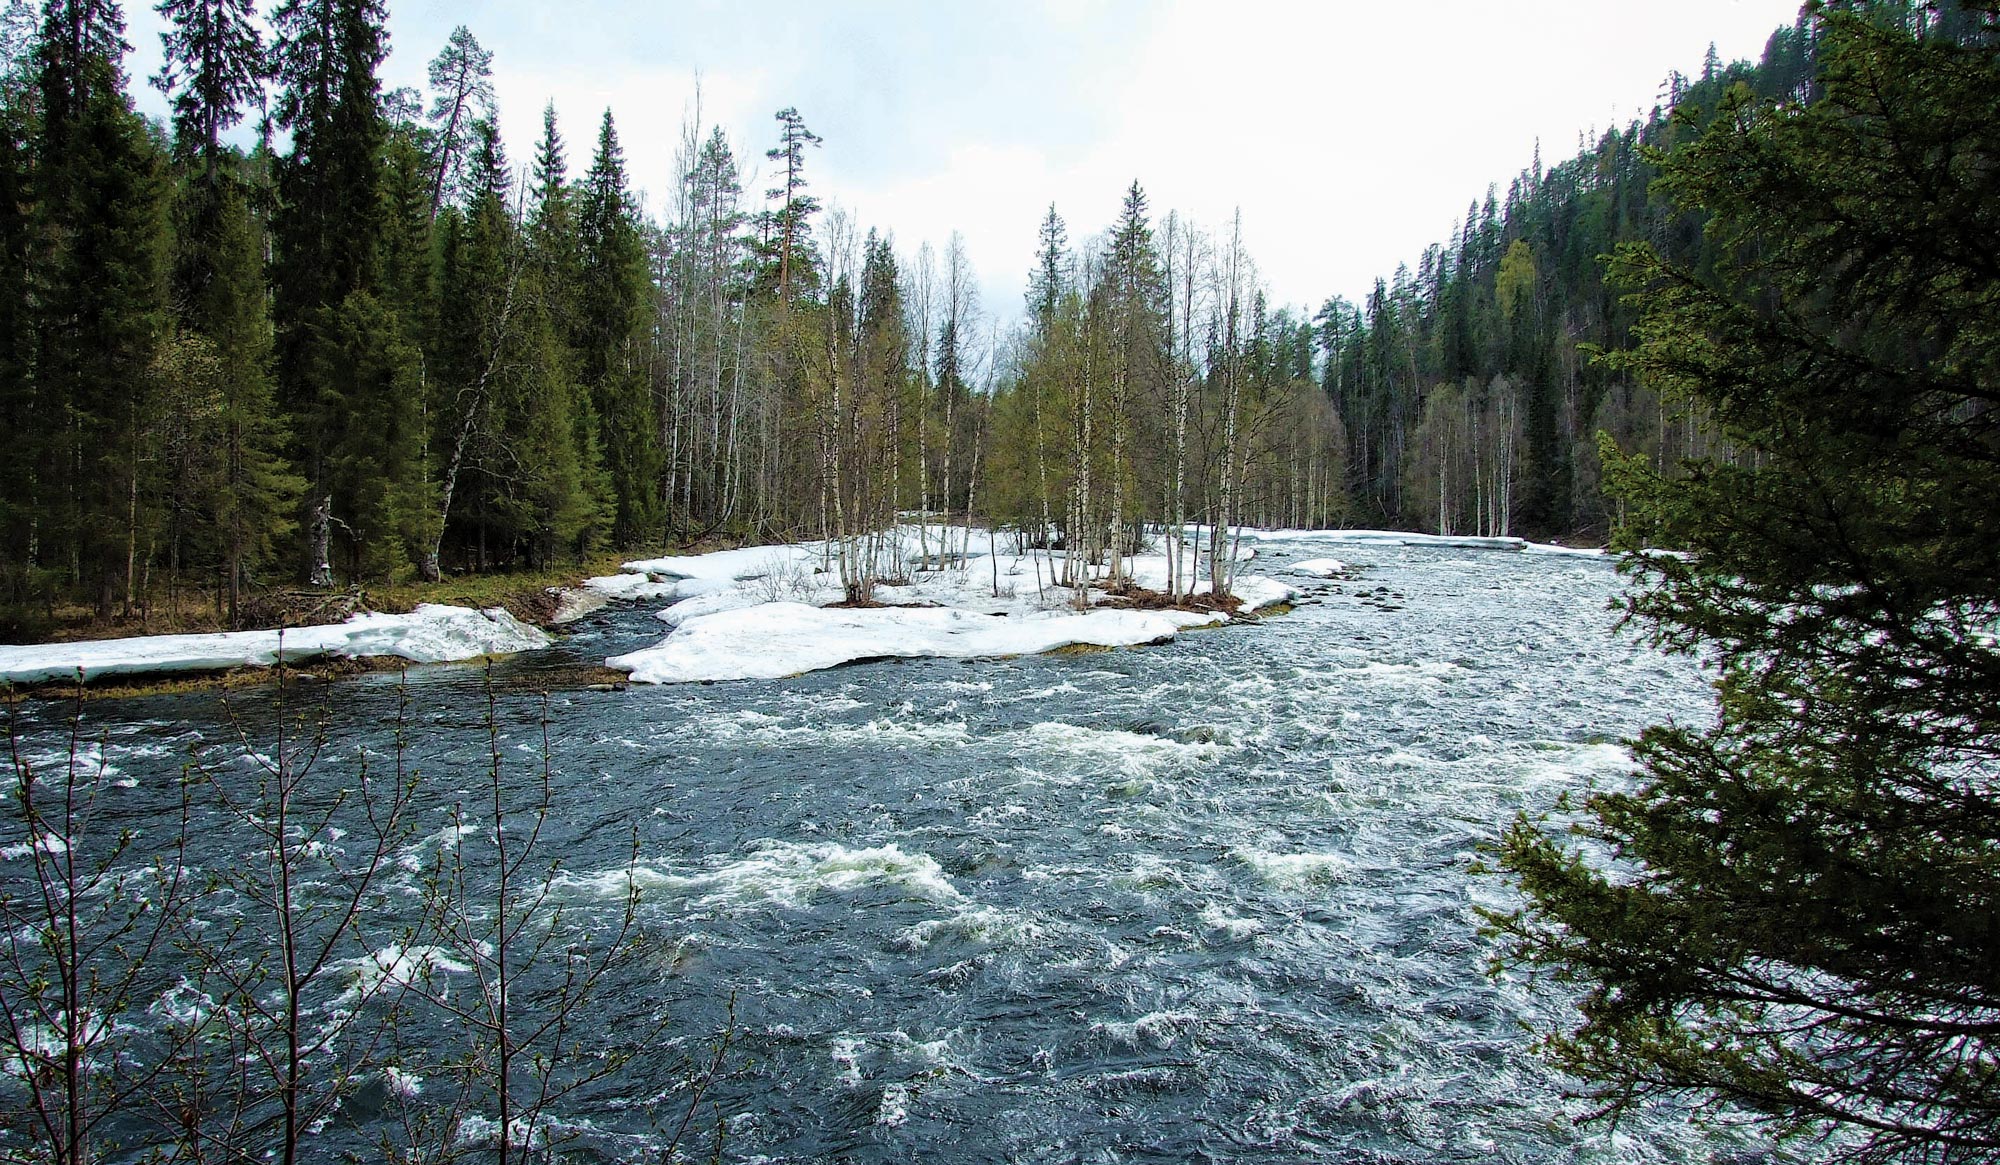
[0,525,1606,689]
[0,605,551,686]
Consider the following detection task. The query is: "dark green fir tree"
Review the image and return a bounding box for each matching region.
[271,0,429,581]
[33,0,172,618]
[155,0,302,623]
[576,109,659,547]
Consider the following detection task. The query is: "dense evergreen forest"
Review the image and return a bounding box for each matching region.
[0,0,1932,636]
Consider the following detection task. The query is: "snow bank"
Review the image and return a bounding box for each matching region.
[1522,541,1607,559]
[0,605,550,685]
[608,602,1185,684]
[621,544,824,584]
[581,573,682,602]
[590,526,1299,685]
[544,587,609,625]
[1290,558,1349,577]
[1120,553,1298,614]
[1239,528,1529,551]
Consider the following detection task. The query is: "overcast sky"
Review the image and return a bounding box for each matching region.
[126,0,1806,327]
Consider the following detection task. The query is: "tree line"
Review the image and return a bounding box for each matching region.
[1305,8,1855,539]
[0,0,1357,636]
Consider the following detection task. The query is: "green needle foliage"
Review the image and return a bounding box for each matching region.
[1491,3,2000,1162]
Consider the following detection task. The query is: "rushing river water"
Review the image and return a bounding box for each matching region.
[4,538,1789,1163]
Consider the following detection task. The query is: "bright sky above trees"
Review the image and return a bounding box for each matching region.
[125,0,1805,322]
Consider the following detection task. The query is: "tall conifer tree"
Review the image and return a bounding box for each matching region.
[0,10,38,596]
[33,0,172,616]
[1495,7,2000,1158]
[576,109,659,546]
[155,0,301,621]
[271,0,427,580]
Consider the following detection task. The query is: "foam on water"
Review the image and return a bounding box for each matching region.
[703,714,974,751]
[893,904,1045,952]
[1231,847,1354,889]
[598,840,967,912]
[1013,721,1226,776]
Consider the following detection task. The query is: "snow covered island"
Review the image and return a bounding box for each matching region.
[0,605,551,686]
[590,530,1298,685]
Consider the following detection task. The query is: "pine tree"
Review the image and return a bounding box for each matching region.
[423,23,494,215]
[1493,7,2000,1160]
[760,105,820,309]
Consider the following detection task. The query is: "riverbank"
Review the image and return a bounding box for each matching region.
[0,526,1599,694]
[0,548,661,697]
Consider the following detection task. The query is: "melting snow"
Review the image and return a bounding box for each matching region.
[598,526,1299,685]
[0,604,550,685]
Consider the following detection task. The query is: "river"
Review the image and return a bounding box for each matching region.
[1,537,1787,1163]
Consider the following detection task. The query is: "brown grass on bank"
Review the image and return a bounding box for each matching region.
[6,543,719,647]
[1093,580,1245,617]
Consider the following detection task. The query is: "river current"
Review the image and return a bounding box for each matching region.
[5,538,1787,1163]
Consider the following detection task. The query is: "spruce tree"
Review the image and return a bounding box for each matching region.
[155,0,301,622]
[379,118,435,336]
[0,23,36,603]
[1492,7,2000,1160]
[429,118,512,568]
[576,109,659,547]
[525,102,610,554]
[1027,203,1067,336]
[33,1,172,618]
[152,0,260,176]
[527,102,579,334]
[271,0,428,581]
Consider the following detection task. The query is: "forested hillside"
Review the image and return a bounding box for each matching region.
[1,0,1924,636]
[1312,13,1829,538]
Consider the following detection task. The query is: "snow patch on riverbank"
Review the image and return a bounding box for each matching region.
[1291,558,1350,577]
[0,605,551,685]
[597,527,1298,685]
[610,603,1187,685]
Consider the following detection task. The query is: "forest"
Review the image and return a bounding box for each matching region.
[0,0,1930,637]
